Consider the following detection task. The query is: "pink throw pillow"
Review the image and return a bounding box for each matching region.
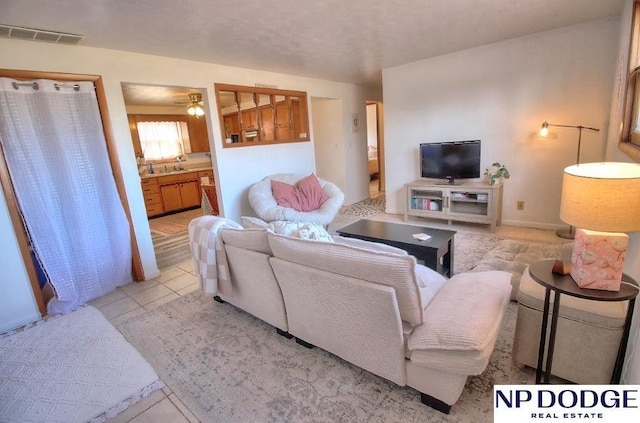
[271,174,329,212]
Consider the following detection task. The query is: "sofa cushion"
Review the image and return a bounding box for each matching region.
[332,235,408,255]
[219,228,272,255]
[268,232,425,325]
[408,271,511,352]
[271,173,329,212]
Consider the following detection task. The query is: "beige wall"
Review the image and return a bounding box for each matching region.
[0,37,373,330]
[382,17,619,229]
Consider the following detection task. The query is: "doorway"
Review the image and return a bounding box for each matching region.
[121,83,218,269]
[366,101,384,199]
[0,70,144,315]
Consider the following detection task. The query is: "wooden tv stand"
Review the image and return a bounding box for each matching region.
[404,180,503,231]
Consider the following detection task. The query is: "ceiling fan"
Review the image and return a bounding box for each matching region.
[171,92,205,118]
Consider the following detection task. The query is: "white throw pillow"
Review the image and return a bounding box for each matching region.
[268,221,334,242]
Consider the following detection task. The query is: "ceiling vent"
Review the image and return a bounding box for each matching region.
[0,24,85,45]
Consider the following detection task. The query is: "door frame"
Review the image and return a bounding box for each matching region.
[366,101,385,193]
[0,68,144,315]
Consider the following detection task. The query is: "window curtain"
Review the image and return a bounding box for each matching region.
[0,78,132,314]
[137,121,190,161]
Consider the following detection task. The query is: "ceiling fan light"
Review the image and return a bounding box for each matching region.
[194,106,205,116]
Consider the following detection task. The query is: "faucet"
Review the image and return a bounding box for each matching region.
[176,156,185,171]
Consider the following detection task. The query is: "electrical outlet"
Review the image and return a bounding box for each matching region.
[517,201,524,210]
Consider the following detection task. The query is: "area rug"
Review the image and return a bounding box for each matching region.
[452,231,504,273]
[0,306,163,423]
[338,195,385,218]
[149,220,188,236]
[117,291,531,423]
[153,231,191,269]
[149,208,203,236]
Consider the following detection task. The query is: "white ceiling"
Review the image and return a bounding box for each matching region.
[1,0,625,103]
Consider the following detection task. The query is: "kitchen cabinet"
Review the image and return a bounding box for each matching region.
[215,83,309,147]
[129,115,143,158]
[141,177,163,217]
[157,172,202,213]
[186,115,211,153]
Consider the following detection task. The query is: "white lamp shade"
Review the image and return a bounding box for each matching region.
[560,162,640,232]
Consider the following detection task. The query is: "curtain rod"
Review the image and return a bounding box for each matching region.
[10,81,81,91]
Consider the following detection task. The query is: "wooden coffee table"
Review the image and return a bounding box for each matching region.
[336,219,455,276]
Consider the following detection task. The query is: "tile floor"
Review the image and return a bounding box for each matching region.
[90,258,202,422]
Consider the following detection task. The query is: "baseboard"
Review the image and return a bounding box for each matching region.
[500,219,562,230]
[376,209,564,232]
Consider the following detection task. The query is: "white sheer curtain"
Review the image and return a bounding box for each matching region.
[0,78,132,314]
[137,121,190,160]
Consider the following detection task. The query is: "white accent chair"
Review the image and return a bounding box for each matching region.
[248,173,344,226]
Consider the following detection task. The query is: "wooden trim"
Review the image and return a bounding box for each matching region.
[376,102,386,193]
[93,78,145,282]
[619,2,640,163]
[0,69,145,317]
[215,83,310,147]
[214,83,307,98]
[130,114,189,122]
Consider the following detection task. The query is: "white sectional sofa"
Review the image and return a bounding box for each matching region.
[189,216,511,414]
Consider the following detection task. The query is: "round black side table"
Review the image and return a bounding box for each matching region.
[528,260,639,384]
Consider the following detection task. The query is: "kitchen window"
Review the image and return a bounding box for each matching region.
[136,121,191,161]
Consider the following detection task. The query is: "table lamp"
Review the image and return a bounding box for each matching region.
[560,162,640,291]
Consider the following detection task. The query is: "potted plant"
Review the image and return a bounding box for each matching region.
[484,162,510,185]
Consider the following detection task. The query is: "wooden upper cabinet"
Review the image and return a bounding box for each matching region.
[128,115,143,158]
[215,83,310,148]
[186,115,210,153]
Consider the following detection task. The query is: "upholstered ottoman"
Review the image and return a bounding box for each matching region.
[512,267,628,384]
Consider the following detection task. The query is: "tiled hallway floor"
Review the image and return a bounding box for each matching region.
[91,258,201,422]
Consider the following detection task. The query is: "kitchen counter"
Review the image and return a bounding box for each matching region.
[140,166,213,179]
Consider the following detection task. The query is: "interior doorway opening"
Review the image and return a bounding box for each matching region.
[121,83,219,269]
[366,101,384,199]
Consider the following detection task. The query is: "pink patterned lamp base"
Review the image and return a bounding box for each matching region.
[570,228,627,291]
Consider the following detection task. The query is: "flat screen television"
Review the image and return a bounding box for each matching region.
[420,140,481,185]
